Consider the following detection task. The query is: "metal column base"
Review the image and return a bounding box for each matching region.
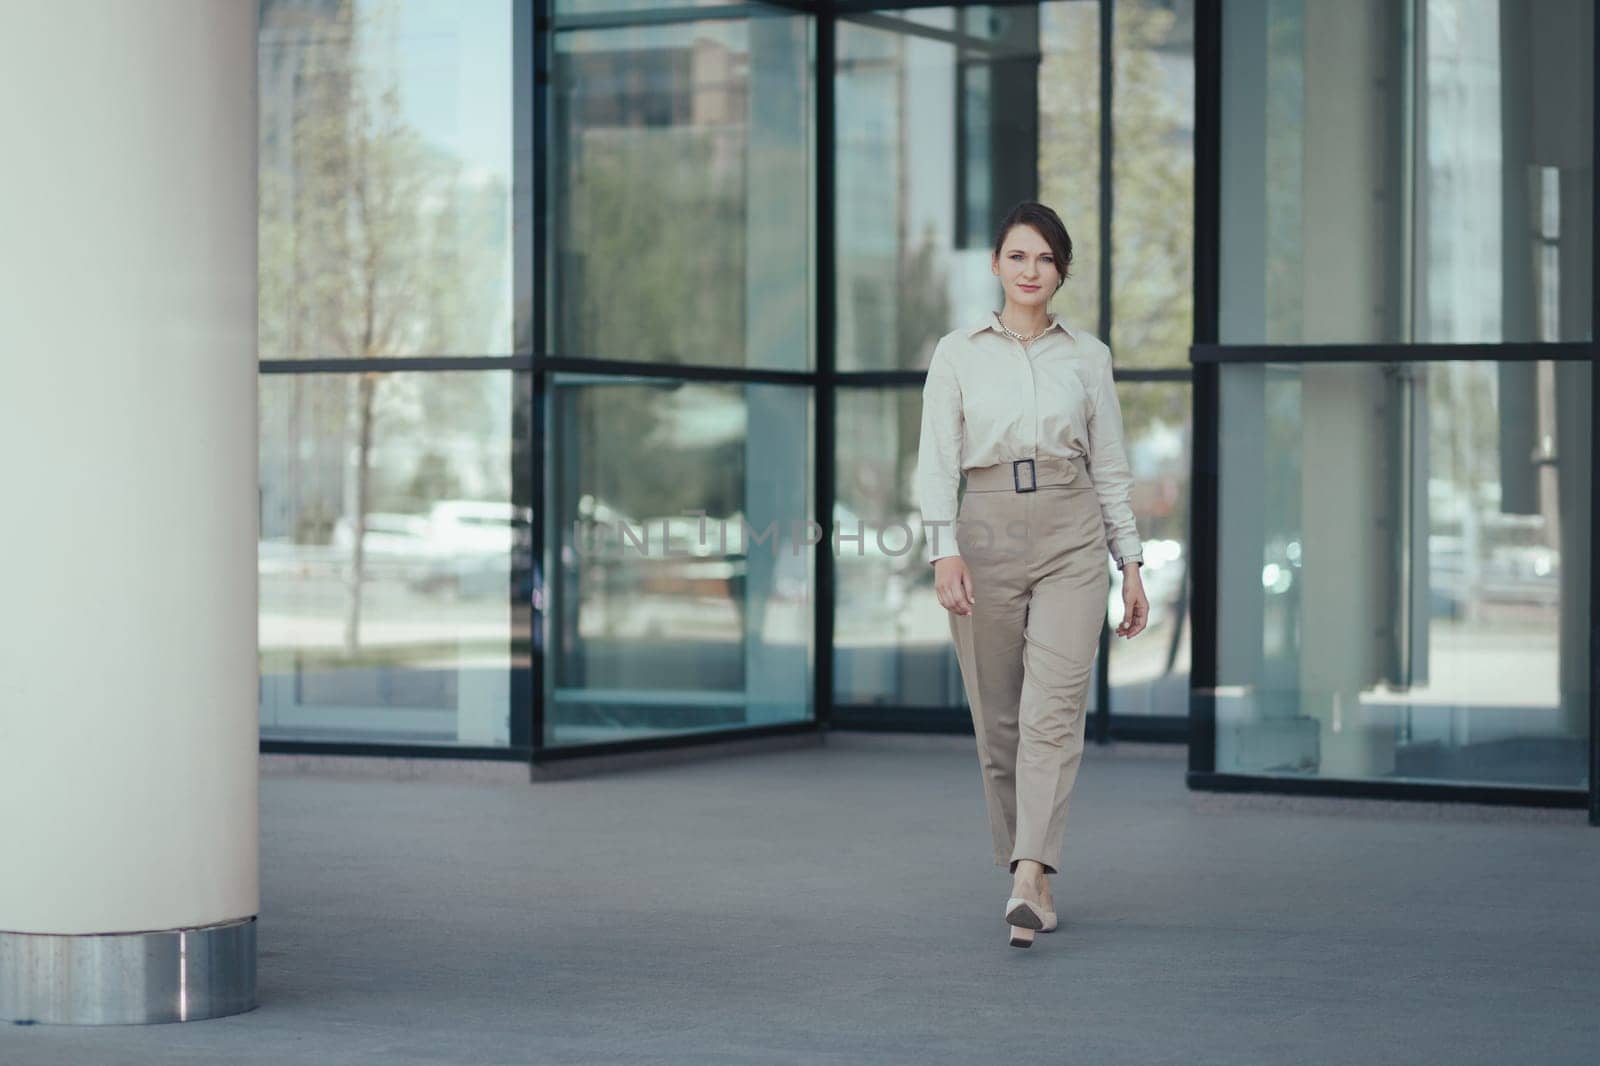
[0,916,256,1025]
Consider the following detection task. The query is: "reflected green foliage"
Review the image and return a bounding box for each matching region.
[1039,0,1103,334]
[259,0,508,360]
[563,382,745,524]
[1264,0,1304,344]
[1109,0,1196,372]
[562,129,744,364]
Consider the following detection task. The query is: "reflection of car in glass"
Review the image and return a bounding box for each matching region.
[1428,534,1468,618]
[329,512,434,581]
[1429,517,1560,616]
[414,501,534,599]
[326,502,532,599]
[1483,544,1558,604]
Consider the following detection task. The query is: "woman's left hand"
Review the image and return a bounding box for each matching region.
[1115,564,1149,638]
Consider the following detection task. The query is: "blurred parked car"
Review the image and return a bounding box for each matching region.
[328,501,532,599]
[329,512,434,581]
[415,500,534,599]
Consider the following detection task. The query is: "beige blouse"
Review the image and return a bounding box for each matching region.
[913,309,1144,569]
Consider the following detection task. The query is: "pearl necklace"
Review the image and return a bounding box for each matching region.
[997,315,1047,344]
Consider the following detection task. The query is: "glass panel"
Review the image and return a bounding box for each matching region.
[260,372,518,746]
[835,2,1102,372]
[833,387,961,710]
[258,0,515,358]
[1215,360,1591,789]
[1110,0,1195,368]
[545,376,812,746]
[549,14,813,369]
[1108,381,1191,715]
[1218,0,1593,344]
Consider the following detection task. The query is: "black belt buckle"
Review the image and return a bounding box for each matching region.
[1012,458,1037,493]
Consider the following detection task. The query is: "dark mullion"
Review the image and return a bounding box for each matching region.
[953,20,968,249]
[265,355,844,377]
[261,740,534,762]
[532,720,821,764]
[518,0,539,359]
[534,355,818,385]
[1115,367,1195,381]
[1589,0,1599,828]
[527,0,553,759]
[261,356,532,373]
[834,371,927,387]
[530,0,550,360]
[830,705,1188,741]
[551,1,816,33]
[839,11,1028,54]
[832,706,972,733]
[834,366,1193,388]
[1192,341,1595,364]
[816,9,837,736]
[510,0,540,757]
[1188,0,1222,779]
[1187,772,1586,812]
[1093,0,1115,745]
[831,0,1039,13]
[1589,338,1598,827]
[528,365,547,756]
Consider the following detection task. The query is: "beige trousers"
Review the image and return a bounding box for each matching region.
[948,454,1108,875]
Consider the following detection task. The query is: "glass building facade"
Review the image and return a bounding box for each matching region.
[255,0,1597,820]
[1194,0,1594,814]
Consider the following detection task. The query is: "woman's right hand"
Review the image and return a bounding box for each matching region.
[933,556,976,616]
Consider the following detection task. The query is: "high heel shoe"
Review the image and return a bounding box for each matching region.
[1008,924,1035,948]
[1004,895,1046,931]
[1005,894,1058,932]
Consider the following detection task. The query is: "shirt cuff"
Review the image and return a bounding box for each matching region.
[1113,539,1144,569]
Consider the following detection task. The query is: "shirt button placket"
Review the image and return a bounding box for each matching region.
[1013,335,1039,460]
[1012,335,1040,571]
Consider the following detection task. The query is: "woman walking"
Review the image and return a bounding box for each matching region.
[914,201,1149,949]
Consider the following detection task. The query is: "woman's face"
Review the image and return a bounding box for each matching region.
[991,224,1060,310]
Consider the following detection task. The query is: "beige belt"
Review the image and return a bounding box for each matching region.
[963,454,1090,493]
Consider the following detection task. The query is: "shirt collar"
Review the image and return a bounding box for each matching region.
[966,309,1075,341]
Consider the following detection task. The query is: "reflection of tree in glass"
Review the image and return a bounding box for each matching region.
[559,89,761,513]
[1109,0,1195,373]
[1041,0,1193,382]
[882,223,954,517]
[1039,0,1194,499]
[1264,1,1304,343]
[1039,0,1103,335]
[260,0,509,653]
[569,383,743,530]
[562,127,744,365]
[403,451,463,509]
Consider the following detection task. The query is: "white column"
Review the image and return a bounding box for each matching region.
[0,0,259,1024]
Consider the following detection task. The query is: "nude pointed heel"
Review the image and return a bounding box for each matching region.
[1004,896,1046,931]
